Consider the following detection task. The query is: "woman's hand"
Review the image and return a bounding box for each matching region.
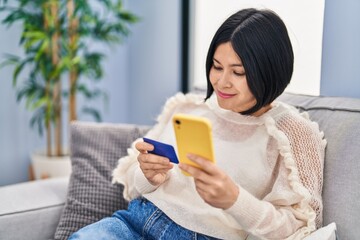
[135,141,173,186]
[179,154,239,209]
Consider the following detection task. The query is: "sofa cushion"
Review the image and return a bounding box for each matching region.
[278,92,360,239]
[0,177,68,240]
[54,122,150,240]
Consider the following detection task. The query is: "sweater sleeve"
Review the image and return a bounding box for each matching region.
[112,93,205,201]
[224,112,326,239]
[111,139,158,201]
[276,112,326,229]
[225,156,309,239]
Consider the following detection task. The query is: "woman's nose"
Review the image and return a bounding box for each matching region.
[218,72,232,88]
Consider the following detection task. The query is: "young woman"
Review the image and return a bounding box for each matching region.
[70,8,325,240]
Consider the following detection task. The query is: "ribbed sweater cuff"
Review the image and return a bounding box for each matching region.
[224,187,265,230]
[134,168,158,194]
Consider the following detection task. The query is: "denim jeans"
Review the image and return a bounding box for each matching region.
[69,198,221,240]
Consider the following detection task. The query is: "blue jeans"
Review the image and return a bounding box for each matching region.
[69,198,221,240]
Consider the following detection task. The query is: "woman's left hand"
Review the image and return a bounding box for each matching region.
[179,154,239,210]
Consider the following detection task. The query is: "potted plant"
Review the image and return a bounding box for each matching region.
[0,0,138,179]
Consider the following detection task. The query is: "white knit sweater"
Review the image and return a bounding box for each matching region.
[112,93,326,240]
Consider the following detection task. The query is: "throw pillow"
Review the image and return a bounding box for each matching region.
[304,222,337,240]
[54,122,150,240]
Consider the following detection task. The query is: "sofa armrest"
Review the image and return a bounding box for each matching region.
[0,177,69,240]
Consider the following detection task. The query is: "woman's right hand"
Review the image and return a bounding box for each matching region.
[135,141,174,186]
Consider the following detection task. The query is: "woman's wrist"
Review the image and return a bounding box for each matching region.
[223,184,240,210]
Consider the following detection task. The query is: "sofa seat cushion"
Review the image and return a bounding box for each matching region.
[0,177,69,240]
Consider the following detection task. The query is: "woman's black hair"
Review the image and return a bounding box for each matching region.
[205,8,294,115]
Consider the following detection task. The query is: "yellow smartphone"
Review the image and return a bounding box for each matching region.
[172,113,215,175]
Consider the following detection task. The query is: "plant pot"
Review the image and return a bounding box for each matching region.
[31,151,72,180]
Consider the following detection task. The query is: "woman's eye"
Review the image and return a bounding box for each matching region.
[213,65,222,71]
[234,71,245,76]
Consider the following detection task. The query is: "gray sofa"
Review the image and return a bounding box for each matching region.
[0,92,359,240]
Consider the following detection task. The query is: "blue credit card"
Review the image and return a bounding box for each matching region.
[143,137,179,164]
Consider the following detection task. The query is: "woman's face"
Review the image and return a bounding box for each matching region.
[209,42,270,116]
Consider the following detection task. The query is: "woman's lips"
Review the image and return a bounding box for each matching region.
[217,90,236,99]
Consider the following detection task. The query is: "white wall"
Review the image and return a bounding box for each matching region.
[127,0,181,125]
[321,0,360,98]
[0,20,45,185]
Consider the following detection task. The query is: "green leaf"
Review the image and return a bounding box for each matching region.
[77,84,93,98]
[34,39,49,62]
[0,54,20,69]
[16,76,45,103]
[22,31,47,40]
[98,0,112,9]
[49,62,65,80]
[82,106,102,122]
[12,56,34,86]
[118,11,139,23]
[30,108,46,136]
[1,10,24,25]
[24,37,42,51]
[28,97,47,111]
[71,56,81,65]
[78,52,104,80]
